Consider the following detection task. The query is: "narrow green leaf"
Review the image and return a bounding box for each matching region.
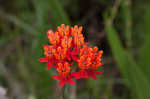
[139,4,150,78]
[105,20,128,76]
[105,18,150,99]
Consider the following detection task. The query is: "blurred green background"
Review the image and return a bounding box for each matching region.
[0,0,150,99]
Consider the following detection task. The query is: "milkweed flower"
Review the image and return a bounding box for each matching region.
[52,62,75,87]
[39,24,104,87]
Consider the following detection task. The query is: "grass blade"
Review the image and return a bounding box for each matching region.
[105,18,150,99]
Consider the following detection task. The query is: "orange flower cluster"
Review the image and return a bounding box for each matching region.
[39,24,104,87]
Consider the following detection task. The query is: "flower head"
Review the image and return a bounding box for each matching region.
[57,24,70,37]
[53,46,67,60]
[47,30,60,45]
[57,62,70,77]
[79,46,93,56]
[61,36,72,49]
[43,45,54,58]
[39,24,104,87]
[78,55,91,70]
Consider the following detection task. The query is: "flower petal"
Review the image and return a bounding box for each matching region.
[84,42,88,45]
[95,71,103,75]
[72,55,78,61]
[43,45,49,48]
[71,49,78,55]
[100,63,104,66]
[81,70,89,78]
[52,75,62,80]
[47,30,53,37]
[39,57,49,62]
[66,55,71,61]
[67,79,75,85]
[72,72,81,79]
[82,74,89,78]
[91,74,97,80]
[59,80,66,87]
[46,62,52,70]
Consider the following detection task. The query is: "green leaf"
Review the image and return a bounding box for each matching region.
[105,18,150,99]
[139,4,150,78]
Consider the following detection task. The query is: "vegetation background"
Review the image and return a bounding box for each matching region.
[0,0,150,99]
